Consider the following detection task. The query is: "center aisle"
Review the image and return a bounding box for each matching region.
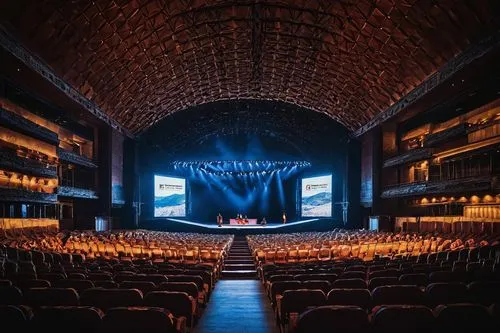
[195,236,279,333]
[193,280,279,333]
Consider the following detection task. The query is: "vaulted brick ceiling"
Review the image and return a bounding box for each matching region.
[0,0,499,134]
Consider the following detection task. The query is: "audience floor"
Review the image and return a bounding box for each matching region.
[194,280,279,333]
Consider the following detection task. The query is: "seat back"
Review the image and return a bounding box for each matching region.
[372,305,434,333]
[296,305,369,333]
[467,281,500,306]
[368,277,398,291]
[120,281,157,295]
[327,288,372,310]
[425,282,469,307]
[53,279,95,293]
[32,306,103,333]
[372,285,425,306]
[332,278,367,289]
[302,280,331,293]
[144,291,193,323]
[102,307,176,333]
[270,281,302,304]
[157,282,198,299]
[80,288,143,310]
[434,303,492,332]
[398,273,428,287]
[0,304,32,331]
[281,289,326,315]
[24,287,79,307]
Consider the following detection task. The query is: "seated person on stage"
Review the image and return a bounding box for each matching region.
[260,217,267,226]
[236,213,242,224]
[244,215,248,224]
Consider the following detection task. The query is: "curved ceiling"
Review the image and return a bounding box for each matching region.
[1,1,499,134]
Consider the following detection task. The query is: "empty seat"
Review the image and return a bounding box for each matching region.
[327,289,372,310]
[80,288,143,310]
[37,273,66,283]
[280,289,326,322]
[398,273,428,287]
[268,274,293,283]
[0,305,32,332]
[93,280,118,288]
[144,291,195,327]
[429,271,467,283]
[165,275,203,291]
[332,278,367,289]
[372,285,425,306]
[368,277,399,291]
[53,279,95,293]
[128,274,168,285]
[0,286,23,305]
[340,271,366,280]
[24,288,79,307]
[425,283,470,307]
[296,305,369,333]
[302,280,331,293]
[157,282,199,300]
[17,279,51,290]
[369,269,400,279]
[270,281,302,306]
[101,307,176,333]
[87,272,113,281]
[120,281,157,295]
[372,305,434,333]
[467,281,500,306]
[32,306,103,333]
[434,303,492,333]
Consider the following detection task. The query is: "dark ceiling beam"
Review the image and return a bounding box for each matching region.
[0,25,133,138]
[353,31,500,137]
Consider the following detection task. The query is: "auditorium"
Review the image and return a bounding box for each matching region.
[0,1,500,332]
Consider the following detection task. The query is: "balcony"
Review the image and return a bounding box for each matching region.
[56,186,98,199]
[0,150,57,178]
[0,107,59,145]
[57,148,97,168]
[381,176,493,199]
[383,148,433,168]
[423,123,467,147]
[0,187,57,203]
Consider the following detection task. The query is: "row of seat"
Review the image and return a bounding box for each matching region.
[0,286,196,330]
[0,304,183,333]
[273,282,500,312]
[294,303,499,333]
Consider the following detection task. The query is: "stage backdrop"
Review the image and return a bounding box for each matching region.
[154,175,186,217]
[301,175,332,217]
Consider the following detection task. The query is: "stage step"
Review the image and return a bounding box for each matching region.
[224,264,256,271]
[221,270,258,279]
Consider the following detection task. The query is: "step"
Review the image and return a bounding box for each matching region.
[228,255,253,259]
[224,264,255,271]
[221,270,258,279]
[224,259,254,264]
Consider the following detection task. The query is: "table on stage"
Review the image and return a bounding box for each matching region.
[229,218,258,225]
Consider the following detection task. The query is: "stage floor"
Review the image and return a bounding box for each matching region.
[167,218,320,230]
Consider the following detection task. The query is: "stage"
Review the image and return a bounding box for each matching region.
[142,217,339,235]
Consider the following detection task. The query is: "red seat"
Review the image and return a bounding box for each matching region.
[32,306,103,333]
[372,305,434,333]
[372,285,425,306]
[296,305,369,333]
[53,279,95,293]
[368,277,399,291]
[327,288,372,310]
[119,281,157,295]
[434,303,492,332]
[0,305,32,332]
[24,288,79,307]
[0,286,23,305]
[101,306,177,333]
[425,282,470,307]
[332,278,367,289]
[398,273,428,287]
[144,291,195,328]
[80,288,143,310]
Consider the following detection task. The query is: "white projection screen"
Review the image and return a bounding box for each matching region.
[301,175,332,217]
[154,175,186,217]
